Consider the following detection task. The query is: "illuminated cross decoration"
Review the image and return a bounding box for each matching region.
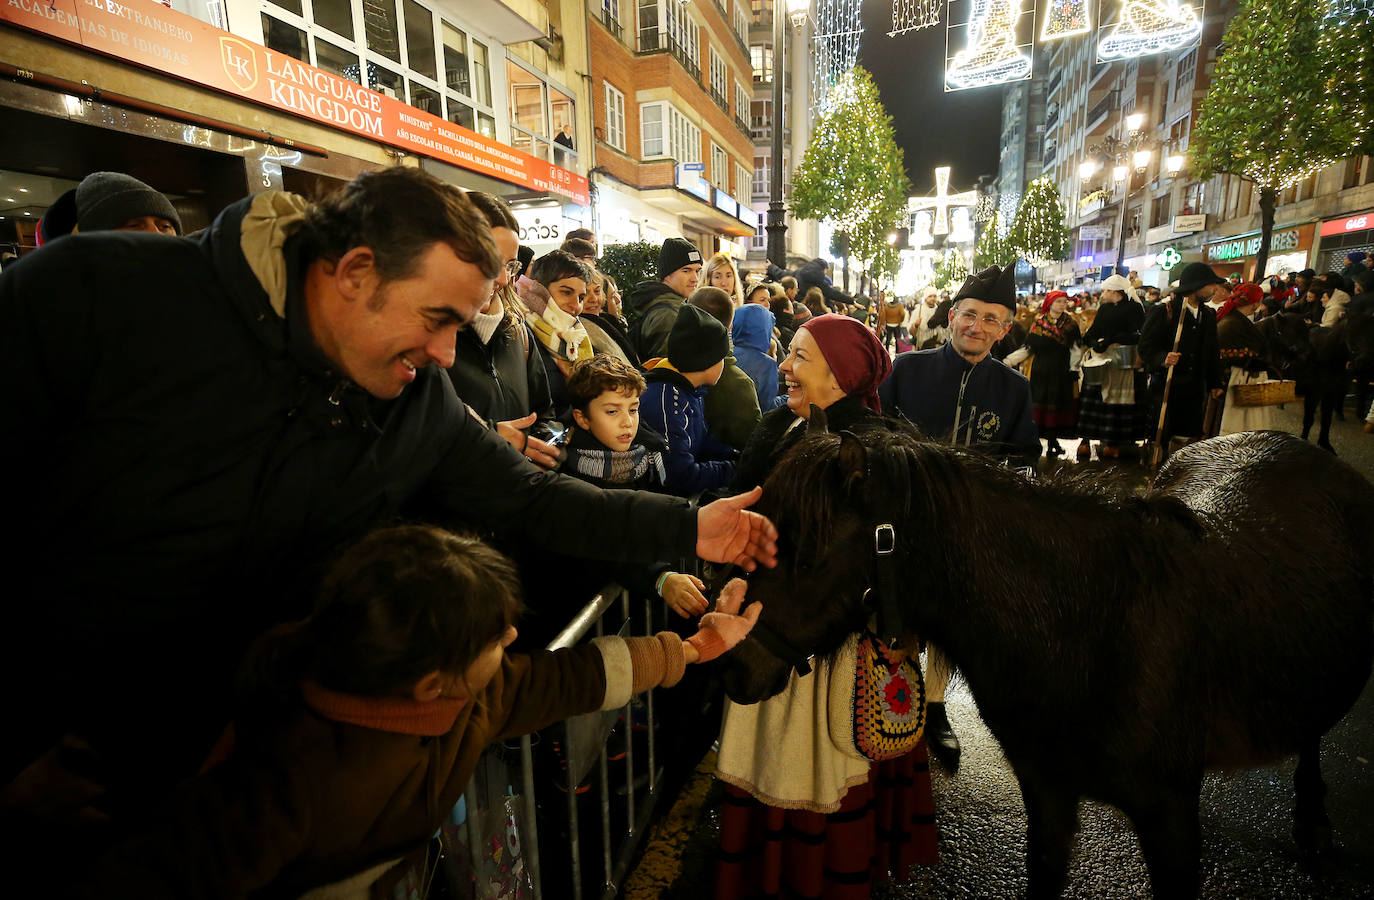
[908,166,980,236]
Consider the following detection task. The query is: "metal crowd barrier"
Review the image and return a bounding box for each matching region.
[448,580,673,900]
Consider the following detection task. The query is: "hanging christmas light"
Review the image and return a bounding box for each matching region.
[813,0,865,116]
[1041,0,1091,39]
[1096,0,1203,61]
[891,0,943,34]
[945,0,1035,91]
[908,166,981,234]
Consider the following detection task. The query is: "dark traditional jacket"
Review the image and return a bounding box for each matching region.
[1216,310,1269,371]
[878,341,1039,468]
[0,192,697,803]
[1139,297,1223,390]
[1082,299,1145,351]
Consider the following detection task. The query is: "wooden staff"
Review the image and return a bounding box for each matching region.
[1150,302,1189,469]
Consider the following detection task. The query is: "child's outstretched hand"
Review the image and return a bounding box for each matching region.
[685,578,761,663]
[661,573,709,618]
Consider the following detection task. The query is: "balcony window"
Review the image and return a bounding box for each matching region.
[314,0,354,39]
[262,14,307,59]
[363,0,402,65]
[402,0,435,81]
[605,82,626,152]
[442,24,470,96]
[751,43,772,83]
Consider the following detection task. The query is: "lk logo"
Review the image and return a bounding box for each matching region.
[219,36,258,93]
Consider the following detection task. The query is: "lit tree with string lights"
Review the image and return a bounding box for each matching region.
[1007,177,1072,285]
[1192,0,1372,279]
[973,209,1012,271]
[931,247,971,292]
[792,66,912,289]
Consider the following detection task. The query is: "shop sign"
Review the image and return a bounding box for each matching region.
[1204,225,1309,263]
[1320,214,1372,237]
[1145,224,1173,246]
[713,188,738,217]
[1172,214,1206,234]
[676,165,711,202]
[1080,225,1112,240]
[510,205,568,250]
[1155,246,1182,270]
[0,0,589,205]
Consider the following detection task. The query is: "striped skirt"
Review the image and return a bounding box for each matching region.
[714,741,938,899]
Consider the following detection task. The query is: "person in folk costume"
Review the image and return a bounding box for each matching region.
[1076,274,1147,460]
[1021,290,1082,458]
[716,315,938,900]
[1138,262,1226,453]
[1215,282,1277,435]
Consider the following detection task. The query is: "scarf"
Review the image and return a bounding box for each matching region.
[566,442,667,485]
[471,294,506,346]
[1031,313,1072,345]
[527,298,591,362]
[301,680,465,737]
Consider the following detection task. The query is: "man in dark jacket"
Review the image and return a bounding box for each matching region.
[1139,261,1226,450]
[0,169,776,870]
[877,262,1038,771]
[627,237,702,359]
[765,256,855,311]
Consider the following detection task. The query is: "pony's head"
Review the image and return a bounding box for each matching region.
[718,413,968,703]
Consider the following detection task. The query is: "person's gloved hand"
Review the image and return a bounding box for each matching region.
[685,578,762,663]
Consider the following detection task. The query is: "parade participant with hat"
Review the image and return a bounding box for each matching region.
[1077,274,1147,460]
[1022,289,1082,458]
[878,263,1038,770]
[1215,281,1275,435]
[1139,261,1226,456]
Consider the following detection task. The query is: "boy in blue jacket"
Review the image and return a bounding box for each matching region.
[640,305,737,496]
[731,302,786,413]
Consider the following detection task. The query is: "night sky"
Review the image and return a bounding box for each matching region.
[856,0,1003,195]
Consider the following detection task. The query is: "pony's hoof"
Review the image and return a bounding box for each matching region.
[1294,819,1334,863]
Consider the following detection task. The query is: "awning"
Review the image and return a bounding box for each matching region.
[638,186,756,238]
[432,0,544,45]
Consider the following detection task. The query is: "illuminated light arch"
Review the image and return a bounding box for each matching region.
[908,166,980,235]
[945,0,1035,91]
[1096,0,1203,61]
[891,0,943,34]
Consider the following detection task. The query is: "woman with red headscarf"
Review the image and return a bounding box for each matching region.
[1216,282,1275,434]
[1023,290,1082,457]
[717,314,937,900]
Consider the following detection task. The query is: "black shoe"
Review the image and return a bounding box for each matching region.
[925,701,961,771]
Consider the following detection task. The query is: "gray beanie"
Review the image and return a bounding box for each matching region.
[75,172,182,234]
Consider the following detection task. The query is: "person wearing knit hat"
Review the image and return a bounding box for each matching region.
[717,311,940,900]
[74,171,182,235]
[1078,274,1148,460]
[639,304,737,495]
[1022,289,1081,458]
[625,237,704,360]
[1215,282,1274,435]
[1139,261,1224,455]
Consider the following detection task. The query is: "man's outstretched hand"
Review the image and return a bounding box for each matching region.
[695,487,777,571]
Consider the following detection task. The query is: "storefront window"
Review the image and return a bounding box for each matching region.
[471,41,491,107]
[509,62,548,138]
[410,84,440,116]
[315,37,360,80]
[312,0,353,40]
[262,14,307,60]
[267,0,303,16]
[403,0,436,81]
[364,0,402,64]
[443,24,471,96]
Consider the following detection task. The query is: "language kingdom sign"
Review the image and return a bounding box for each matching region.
[1,0,590,205]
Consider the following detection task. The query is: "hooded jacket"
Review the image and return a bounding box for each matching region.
[731,304,785,414]
[640,363,737,495]
[0,191,697,804]
[626,280,685,360]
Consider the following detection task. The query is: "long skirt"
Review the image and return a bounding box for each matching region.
[1218,368,1275,435]
[714,742,938,900]
[1077,383,1147,442]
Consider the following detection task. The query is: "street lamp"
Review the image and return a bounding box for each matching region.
[1079,160,1101,180]
[766,0,809,267]
[1166,154,1186,175]
[1084,101,1156,270]
[1112,164,1129,183]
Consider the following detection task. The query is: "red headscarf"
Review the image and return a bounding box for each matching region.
[799,314,893,412]
[1041,290,1068,315]
[1216,282,1264,321]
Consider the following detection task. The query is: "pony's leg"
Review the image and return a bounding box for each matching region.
[1018,775,1078,900]
[1127,782,1202,899]
[1293,738,1333,860]
[1318,390,1338,451]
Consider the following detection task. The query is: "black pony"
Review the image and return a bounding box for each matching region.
[719,424,1374,898]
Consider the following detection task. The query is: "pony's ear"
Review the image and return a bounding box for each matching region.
[807,405,829,434]
[837,431,866,484]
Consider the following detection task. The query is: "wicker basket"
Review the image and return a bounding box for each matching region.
[1232,379,1297,407]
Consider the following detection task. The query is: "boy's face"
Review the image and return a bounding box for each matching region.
[573,387,641,452]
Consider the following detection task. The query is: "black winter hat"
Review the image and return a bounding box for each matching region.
[667,305,729,373]
[37,189,78,246]
[75,171,182,234]
[658,237,702,280]
[1174,261,1226,298]
[953,262,1018,311]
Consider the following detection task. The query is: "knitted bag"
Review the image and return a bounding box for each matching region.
[851,628,926,761]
